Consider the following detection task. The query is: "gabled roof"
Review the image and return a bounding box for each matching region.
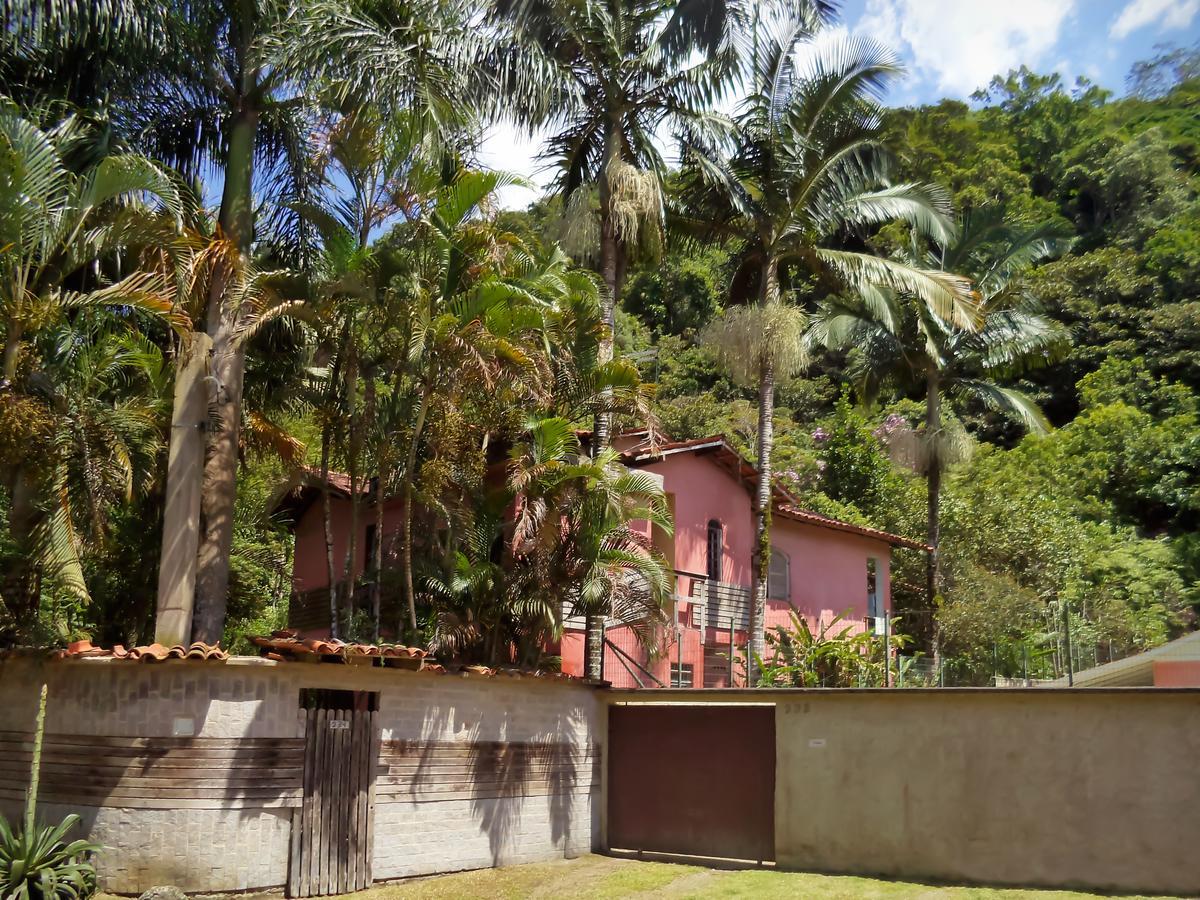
[269,432,929,551]
[1047,631,1200,687]
[622,434,929,551]
[269,467,365,521]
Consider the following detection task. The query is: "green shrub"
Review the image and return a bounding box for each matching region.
[0,813,99,899]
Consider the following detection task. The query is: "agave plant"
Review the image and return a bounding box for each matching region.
[0,814,100,900]
[0,683,99,898]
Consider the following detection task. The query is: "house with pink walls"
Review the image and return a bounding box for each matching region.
[274,432,926,688]
[574,433,925,687]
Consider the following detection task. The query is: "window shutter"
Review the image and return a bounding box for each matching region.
[768,547,790,599]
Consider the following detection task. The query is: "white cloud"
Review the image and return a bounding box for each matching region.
[1110,0,1200,39]
[857,0,1078,97]
[476,121,551,210]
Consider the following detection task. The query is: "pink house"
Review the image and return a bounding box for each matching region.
[567,433,924,687]
[274,432,925,688]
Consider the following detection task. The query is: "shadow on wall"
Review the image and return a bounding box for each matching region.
[398,689,593,866]
[0,659,303,892]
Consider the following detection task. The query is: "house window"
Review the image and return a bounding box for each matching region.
[866,557,880,619]
[706,520,723,582]
[768,546,790,600]
[672,663,694,688]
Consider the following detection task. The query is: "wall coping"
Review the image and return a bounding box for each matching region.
[603,686,1200,698]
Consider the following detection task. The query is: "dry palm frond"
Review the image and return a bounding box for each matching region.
[605,157,663,251]
[879,414,974,476]
[560,187,600,260]
[701,302,810,388]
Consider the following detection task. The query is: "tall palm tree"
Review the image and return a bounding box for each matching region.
[682,23,977,678]
[810,207,1070,627]
[0,104,185,616]
[8,0,490,642]
[493,0,755,677]
[494,0,758,441]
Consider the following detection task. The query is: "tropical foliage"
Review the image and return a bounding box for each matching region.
[0,0,1196,686]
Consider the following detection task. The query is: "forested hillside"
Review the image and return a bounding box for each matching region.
[580,57,1200,678]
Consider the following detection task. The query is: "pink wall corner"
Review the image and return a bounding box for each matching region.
[768,519,891,635]
[1152,660,1200,687]
[635,452,755,587]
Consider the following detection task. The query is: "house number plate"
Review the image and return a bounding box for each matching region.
[329,719,350,730]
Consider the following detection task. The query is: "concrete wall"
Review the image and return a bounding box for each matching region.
[603,689,1200,896]
[0,658,600,894]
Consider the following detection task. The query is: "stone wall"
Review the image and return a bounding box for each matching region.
[0,657,600,894]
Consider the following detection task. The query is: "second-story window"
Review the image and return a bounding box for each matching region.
[706,519,723,582]
[768,546,790,600]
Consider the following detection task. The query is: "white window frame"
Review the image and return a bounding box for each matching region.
[767,546,791,600]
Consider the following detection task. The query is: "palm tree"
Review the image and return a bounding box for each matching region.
[493,0,744,678]
[0,104,185,617]
[810,207,1070,629]
[493,0,756,446]
[8,0,491,642]
[681,23,977,678]
[508,416,673,662]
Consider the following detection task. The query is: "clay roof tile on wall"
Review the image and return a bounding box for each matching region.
[25,634,585,681]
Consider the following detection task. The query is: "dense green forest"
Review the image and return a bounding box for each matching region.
[0,0,1196,684]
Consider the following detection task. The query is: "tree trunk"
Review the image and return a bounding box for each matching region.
[320,415,340,641]
[584,148,624,681]
[925,368,942,668]
[340,346,361,633]
[372,467,385,644]
[190,96,258,645]
[747,257,779,686]
[2,322,23,384]
[399,383,430,640]
[2,467,38,619]
[365,376,384,644]
[154,332,212,646]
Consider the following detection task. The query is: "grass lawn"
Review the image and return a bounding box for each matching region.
[108,854,1178,899]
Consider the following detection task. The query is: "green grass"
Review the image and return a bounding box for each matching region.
[139,854,1175,899]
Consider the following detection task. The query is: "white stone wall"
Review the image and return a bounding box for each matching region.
[374,793,593,880]
[0,658,601,894]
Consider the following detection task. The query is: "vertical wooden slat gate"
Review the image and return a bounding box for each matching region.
[289,702,378,897]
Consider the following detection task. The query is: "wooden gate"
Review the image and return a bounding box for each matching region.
[607,704,775,862]
[289,693,378,897]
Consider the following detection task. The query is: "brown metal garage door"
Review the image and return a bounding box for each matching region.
[607,704,775,862]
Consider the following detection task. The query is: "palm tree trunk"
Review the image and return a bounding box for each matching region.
[2,322,23,383]
[584,145,623,681]
[320,415,340,641]
[372,467,385,644]
[399,383,430,640]
[4,467,38,618]
[190,94,258,645]
[340,347,361,631]
[925,368,942,667]
[748,258,779,686]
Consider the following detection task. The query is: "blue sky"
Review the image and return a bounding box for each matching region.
[481,0,1200,207]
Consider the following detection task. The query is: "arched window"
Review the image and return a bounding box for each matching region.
[705,520,723,582]
[768,546,790,600]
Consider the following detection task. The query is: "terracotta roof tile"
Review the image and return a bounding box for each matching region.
[18,633,581,681]
[52,640,228,662]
